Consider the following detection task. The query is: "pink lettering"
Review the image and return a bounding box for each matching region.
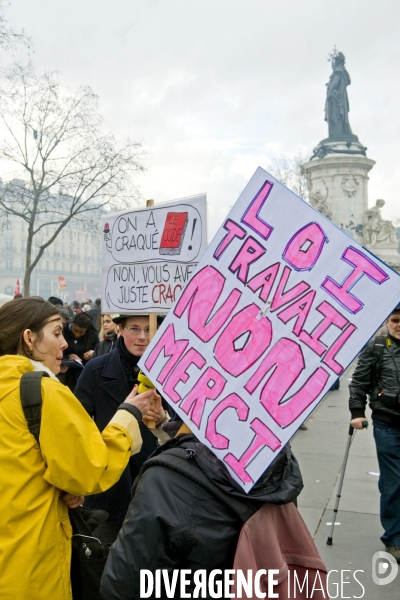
[225,419,281,484]
[283,222,327,271]
[267,367,329,427]
[181,367,227,428]
[214,304,273,376]
[205,393,248,449]
[321,246,389,314]
[144,323,189,385]
[245,338,329,428]
[247,262,280,302]
[270,266,310,312]
[228,236,266,284]
[214,219,246,260]
[323,323,357,375]
[241,180,274,240]
[163,348,206,403]
[174,265,241,342]
[277,290,316,336]
[245,337,304,396]
[299,301,349,357]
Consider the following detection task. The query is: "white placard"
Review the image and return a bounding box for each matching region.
[140,168,400,491]
[102,195,207,313]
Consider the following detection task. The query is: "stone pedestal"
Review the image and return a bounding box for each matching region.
[302,141,375,245]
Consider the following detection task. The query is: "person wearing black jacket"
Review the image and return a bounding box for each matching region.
[100,424,303,600]
[349,303,400,561]
[93,313,119,358]
[74,314,169,542]
[61,312,99,392]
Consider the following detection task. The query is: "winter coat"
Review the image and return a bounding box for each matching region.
[100,433,303,600]
[75,349,166,525]
[61,323,99,392]
[93,332,118,358]
[349,335,400,426]
[0,355,142,600]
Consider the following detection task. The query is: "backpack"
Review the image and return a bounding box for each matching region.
[371,335,389,388]
[20,371,109,600]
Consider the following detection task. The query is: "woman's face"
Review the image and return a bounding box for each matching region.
[71,323,87,339]
[24,317,68,374]
[103,315,116,334]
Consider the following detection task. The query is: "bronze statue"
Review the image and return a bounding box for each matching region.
[325,52,353,138]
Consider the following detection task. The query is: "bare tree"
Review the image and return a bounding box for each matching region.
[0,1,31,51]
[0,63,144,296]
[267,152,309,201]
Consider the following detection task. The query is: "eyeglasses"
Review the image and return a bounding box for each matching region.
[125,326,150,337]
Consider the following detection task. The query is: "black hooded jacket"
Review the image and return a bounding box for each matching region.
[100,433,303,600]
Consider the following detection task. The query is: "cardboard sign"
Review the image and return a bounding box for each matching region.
[102,195,207,313]
[139,168,400,492]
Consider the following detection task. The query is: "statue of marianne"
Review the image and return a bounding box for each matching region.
[325,51,353,138]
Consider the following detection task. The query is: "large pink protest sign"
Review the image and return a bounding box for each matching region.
[139,167,400,492]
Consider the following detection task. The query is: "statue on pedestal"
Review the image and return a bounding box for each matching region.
[364,199,397,247]
[325,51,353,138]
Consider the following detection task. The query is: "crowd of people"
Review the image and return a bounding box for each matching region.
[2,293,400,599]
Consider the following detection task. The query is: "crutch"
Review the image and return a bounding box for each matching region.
[326,421,368,545]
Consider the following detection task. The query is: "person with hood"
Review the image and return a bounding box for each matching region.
[0,297,159,600]
[100,418,303,600]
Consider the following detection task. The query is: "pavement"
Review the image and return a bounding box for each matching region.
[291,360,400,599]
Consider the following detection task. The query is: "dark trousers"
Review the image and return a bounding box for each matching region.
[373,419,400,546]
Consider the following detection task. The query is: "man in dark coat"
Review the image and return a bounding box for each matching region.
[88,297,102,331]
[75,314,169,541]
[349,303,400,560]
[100,422,303,600]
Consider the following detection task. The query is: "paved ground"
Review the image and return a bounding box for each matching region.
[291,361,400,599]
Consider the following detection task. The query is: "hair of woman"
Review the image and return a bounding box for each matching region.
[71,312,97,351]
[0,297,59,357]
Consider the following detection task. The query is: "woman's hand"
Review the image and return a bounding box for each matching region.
[83,350,94,361]
[68,353,80,360]
[124,385,159,418]
[61,492,84,509]
[142,393,165,426]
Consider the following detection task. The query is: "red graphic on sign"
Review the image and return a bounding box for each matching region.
[159,212,189,256]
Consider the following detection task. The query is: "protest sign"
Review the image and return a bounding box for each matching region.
[139,168,400,492]
[102,195,207,313]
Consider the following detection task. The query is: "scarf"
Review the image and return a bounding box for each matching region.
[116,336,140,385]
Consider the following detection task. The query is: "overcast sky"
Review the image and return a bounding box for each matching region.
[5,0,400,238]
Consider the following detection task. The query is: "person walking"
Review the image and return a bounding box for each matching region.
[349,303,400,561]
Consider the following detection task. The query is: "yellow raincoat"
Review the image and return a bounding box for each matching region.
[0,355,143,600]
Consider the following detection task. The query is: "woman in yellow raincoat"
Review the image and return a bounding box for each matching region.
[0,297,162,600]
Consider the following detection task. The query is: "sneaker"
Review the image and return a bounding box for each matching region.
[299,424,308,431]
[385,546,400,561]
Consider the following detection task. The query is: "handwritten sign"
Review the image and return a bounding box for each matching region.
[139,168,400,492]
[101,195,207,313]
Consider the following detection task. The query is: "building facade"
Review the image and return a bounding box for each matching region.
[0,215,102,301]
